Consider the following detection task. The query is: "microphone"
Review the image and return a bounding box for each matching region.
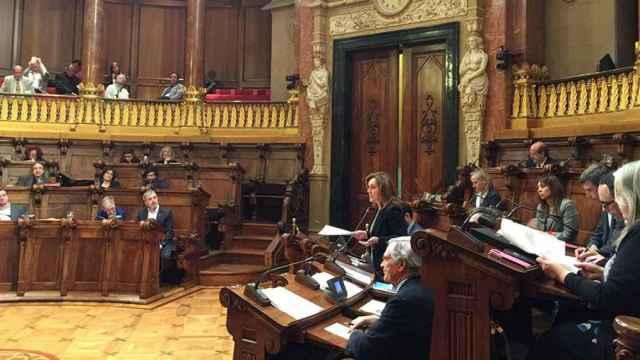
[244,253,326,306]
[505,202,536,219]
[337,205,372,254]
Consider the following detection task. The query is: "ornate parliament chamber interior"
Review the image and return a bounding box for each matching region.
[1,0,640,359]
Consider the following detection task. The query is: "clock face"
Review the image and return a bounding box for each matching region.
[373,0,411,16]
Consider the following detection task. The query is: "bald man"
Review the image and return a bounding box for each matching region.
[521,141,558,168]
[0,65,34,94]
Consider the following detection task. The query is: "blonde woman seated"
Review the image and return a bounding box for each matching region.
[529,175,579,244]
[158,146,178,165]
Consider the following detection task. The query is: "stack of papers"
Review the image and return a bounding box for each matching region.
[311,272,364,299]
[318,225,354,236]
[261,287,323,320]
[359,299,386,316]
[335,260,373,285]
[497,218,579,273]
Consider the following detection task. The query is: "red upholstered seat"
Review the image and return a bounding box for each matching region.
[205,88,271,102]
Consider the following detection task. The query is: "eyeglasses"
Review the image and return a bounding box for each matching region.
[600,199,615,208]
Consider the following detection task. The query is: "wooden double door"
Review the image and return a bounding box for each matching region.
[348,44,453,226]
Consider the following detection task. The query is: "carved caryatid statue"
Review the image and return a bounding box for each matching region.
[458,33,488,166]
[306,56,330,175]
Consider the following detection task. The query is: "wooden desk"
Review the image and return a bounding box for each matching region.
[0,219,163,301]
[220,263,390,360]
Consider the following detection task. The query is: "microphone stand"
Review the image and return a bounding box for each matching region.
[338,206,372,256]
[244,253,325,306]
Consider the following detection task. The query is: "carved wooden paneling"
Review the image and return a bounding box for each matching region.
[0,0,18,75]
[239,0,271,88]
[349,49,399,226]
[205,0,240,87]
[0,223,19,291]
[103,1,134,77]
[20,0,84,76]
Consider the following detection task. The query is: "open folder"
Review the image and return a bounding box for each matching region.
[497,218,579,273]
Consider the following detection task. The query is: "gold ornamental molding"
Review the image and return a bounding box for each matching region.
[329,0,468,36]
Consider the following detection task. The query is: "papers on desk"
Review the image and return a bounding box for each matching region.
[260,287,323,320]
[312,272,364,299]
[324,322,352,340]
[335,260,374,285]
[318,225,354,236]
[497,218,579,273]
[359,299,386,316]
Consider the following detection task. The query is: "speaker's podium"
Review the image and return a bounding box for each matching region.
[220,257,392,360]
[411,225,574,360]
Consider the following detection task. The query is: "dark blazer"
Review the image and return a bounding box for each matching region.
[16,175,46,187]
[54,72,80,95]
[369,201,407,279]
[532,198,580,244]
[470,186,502,209]
[587,212,624,257]
[145,179,169,189]
[520,155,558,168]
[563,222,640,360]
[136,207,175,259]
[346,277,434,360]
[99,179,121,189]
[9,204,27,221]
[96,207,126,220]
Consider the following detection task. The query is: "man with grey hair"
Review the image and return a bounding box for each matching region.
[346,237,433,360]
[136,189,179,283]
[96,196,126,220]
[469,168,501,209]
[0,65,34,94]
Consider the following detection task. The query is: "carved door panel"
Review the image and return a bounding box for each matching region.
[401,45,447,198]
[349,49,399,227]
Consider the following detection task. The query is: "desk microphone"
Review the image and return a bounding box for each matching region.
[337,205,373,254]
[244,253,325,307]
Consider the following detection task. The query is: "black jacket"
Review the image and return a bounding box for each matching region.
[470,186,502,209]
[520,155,558,168]
[369,201,407,278]
[564,222,640,360]
[136,207,175,258]
[8,204,27,221]
[587,212,624,257]
[346,277,434,360]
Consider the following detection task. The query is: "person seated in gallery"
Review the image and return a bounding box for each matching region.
[142,168,169,190]
[104,73,130,99]
[528,175,579,244]
[16,162,49,187]
[353,172,407,281]
[0,65,34,94]
[120,149,140,164]
[96,195,125,220]
[98,167,121,189]
[346,238,434,360]
[531,160,640,360]
[23,145,45,162]
[0,188,27,221]
[159,72,185,100]
[23,57,49,94]
[54,60,82,95]
[157,146,179,165]
[466,168,501,209]
[402,202,424,236]
[519,141,558,169]
[574,173,624,262]
[103,61,121,87]
[136,189,181,283]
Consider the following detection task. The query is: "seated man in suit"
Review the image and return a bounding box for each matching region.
[520,141,558,168]
[142,168,169,190]
[468,168,501,209]
[136,189,181,283]
[0,189,27,221]
[54,60,82,95]
[96,196,125,220]
[159,72,185,100]
[16,162,48,187]
[346,238,434,360]
[0,65,34,94]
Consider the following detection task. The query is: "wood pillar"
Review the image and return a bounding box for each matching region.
[80,0,104,96]
[185,0,206,91]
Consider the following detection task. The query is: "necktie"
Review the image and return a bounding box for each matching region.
[16,80,22,94]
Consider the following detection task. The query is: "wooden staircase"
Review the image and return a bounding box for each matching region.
[199,222,282,286]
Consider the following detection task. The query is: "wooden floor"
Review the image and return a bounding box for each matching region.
[0,287,234,360]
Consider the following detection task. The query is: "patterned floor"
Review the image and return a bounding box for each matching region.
[0,287,234,360]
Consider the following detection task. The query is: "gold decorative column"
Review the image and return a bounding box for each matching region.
[80,0,105,98]
[511,63,548,129]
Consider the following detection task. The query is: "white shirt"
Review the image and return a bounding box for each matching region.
[0,204,11,221]
[105,84,130,99]
[147,206,159,220]
[24,64,48,93]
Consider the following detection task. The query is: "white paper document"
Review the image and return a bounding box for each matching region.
[311,272,364,299]
[318,225,354,236]
[359,299,386,316]
[335,260,374,285]
[324,322,352,340]
[261,286,323,320]
[497,218,579,273]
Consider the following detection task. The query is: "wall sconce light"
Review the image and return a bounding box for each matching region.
[496,46,511,70]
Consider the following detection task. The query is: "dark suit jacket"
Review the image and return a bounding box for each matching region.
[136,207,175,259]
[470,187,502,209]
[9,204,27,221]
[16,175,46,187]
[346,277,434,360]
[96,207,126,220]
[99,179,121,189]
[145,179,169,189]
[520,155,558,168]
[369,201,407,279]
[564,222,640,360]
[587,211,624,257]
